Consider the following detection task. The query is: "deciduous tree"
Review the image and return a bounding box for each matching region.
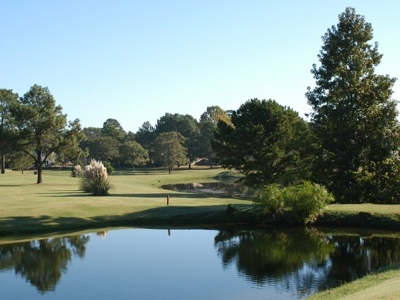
[156,113,200,169]
[153,131,187,173]
[119,141,149,170]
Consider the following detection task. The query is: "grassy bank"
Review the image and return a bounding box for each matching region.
[307,264,400,300]
[0,166,253,239]
[317,204,400,230]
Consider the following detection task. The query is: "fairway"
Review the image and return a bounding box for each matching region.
[0,167,251,237]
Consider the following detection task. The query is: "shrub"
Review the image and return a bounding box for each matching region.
[102,161,114,175]
[80,159,112,196]
[253,184,285,216]
[283,181,334,224]
[253,181,334,225]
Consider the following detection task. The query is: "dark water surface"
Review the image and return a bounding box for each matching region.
[0,228,400,299]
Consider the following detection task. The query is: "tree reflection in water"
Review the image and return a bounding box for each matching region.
[214,228,400,298]
[0,235,90,293]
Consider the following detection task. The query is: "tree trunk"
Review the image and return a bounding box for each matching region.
[37,163,43,183]
[188,161,192,169]
[1,153,5,174]
[36,150,43,184]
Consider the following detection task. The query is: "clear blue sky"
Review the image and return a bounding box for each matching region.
[1,1,399,133]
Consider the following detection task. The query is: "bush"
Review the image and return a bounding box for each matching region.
[254,181,334,225]
[253,184,285,216]
[102,161,114,175]
[283,181,334,224]
[80,159,112,196]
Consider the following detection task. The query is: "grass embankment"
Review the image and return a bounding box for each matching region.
[0,166,253,239]
[317,204,400,230]
[307,264,400,300]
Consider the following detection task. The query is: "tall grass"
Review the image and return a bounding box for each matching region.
[80,159,112,196]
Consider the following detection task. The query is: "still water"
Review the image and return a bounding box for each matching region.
[0,228,399,300]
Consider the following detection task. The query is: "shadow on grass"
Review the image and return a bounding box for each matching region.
[0,204,254,239]
[0,184,37,187]
[42,191,233,199]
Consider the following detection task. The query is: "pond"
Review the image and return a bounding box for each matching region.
[0,227,399,299]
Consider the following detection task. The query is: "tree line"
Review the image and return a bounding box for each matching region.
[1,7,399,204]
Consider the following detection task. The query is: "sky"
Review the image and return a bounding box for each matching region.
[1,1,400,133]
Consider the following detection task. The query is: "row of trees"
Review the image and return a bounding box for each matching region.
[0,84,231,181]
[79,106,231,173]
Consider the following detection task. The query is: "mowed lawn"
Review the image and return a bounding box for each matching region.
[0,166,251,237]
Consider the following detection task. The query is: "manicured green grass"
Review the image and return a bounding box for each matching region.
[307,264,400,300]
[0,166,252,238]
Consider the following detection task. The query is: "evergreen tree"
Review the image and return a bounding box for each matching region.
[0,89,19,174]
[306,7,400,203]
[212,99,313,188]
[12,85,83,184]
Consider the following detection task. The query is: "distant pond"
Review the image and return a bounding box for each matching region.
[1,228,400,299]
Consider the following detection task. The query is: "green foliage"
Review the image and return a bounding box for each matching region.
[155,113,200,168]
[11,84,83,184]
[283,181,334,224]
[119,141,149,168]
[212,98,315,188]
[80,159,111,196]
[9,151,34,173]
[135,121,156,165]
[87,136,119,162]
[101,118,126,142]
[153,131,187,173]
[254,182,334,225]
[199,105,231,125]
[253,184,285,216]
[102,161,114,175]
[306,7,400,203]
[0,89,19,174]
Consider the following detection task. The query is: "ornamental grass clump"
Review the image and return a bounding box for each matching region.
[71,165,83,177]
[80,159,111,196]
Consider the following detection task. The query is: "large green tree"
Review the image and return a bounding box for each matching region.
[155,113,200,169]
[153,131,187,173]
[101,118,126,142]
[119,141,149,170]
[87,136,119,162]
[12,85,83,184]
[306,7,400,203]
[0,89,19,174]
[135,121,156,165]
[212,98,313,188]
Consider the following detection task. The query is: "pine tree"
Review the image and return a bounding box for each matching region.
[306,7,400,203]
